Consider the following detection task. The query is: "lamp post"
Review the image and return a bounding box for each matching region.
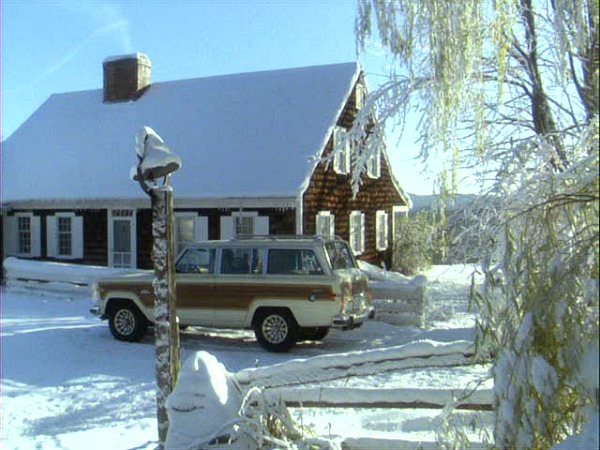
[134,126,181,448]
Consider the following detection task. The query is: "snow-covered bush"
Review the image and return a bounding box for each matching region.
[474,154,600,448]
[392,212,435,275]
[167,351,339,450]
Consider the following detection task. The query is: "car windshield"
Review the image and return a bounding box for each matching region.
[325,240,357,270]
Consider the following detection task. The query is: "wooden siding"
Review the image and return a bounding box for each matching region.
[82,210,108,266]
[302,80,407,266]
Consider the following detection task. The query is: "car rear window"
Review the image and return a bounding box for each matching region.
[267,249,324,275]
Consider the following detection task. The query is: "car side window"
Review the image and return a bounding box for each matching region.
[267,249,324,275]
[175,248,216,274]
[221,248,264,274]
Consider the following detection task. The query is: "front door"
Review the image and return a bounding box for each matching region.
[109,210,136,268]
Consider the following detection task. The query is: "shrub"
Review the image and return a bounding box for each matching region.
[392,212,435,275]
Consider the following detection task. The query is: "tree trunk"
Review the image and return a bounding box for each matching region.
[151,185,180,449]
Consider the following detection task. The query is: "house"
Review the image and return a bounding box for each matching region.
[1,53,410,270]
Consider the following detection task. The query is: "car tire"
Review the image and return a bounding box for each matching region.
[108,301,147,342]
[253,309,298,352]
[300,326,330,342]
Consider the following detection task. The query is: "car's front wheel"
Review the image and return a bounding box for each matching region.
[108,301,148,342]
[253,309,298,352]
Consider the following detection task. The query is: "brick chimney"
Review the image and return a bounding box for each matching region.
[103,53,151,103]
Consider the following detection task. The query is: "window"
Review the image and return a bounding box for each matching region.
[376,210,389,251]
[325,240,357,270]
[3,213,41,257]
[58,217,72,256]
[47,213,83,259]
[176,248,216,274]
[366,147,381,178]
[267,249,324,275]
[175,214,208,255]
[349,211,365,255]
[333,126,351,174]
[17,216,32,255]
[221,248,265,274]
[355,84,365,110]
[235,216,254,236]
[220,213,269,239]
[316,211,335,239]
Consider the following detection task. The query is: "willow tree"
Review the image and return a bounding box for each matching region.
[353,0,599,448]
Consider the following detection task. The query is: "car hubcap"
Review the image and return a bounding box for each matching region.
[115,309,135,336]
[262,315,288,344]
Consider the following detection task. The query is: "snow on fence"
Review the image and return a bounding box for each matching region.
[358,261,428,327]
[236,340,476,389]
[168,341,490,450]
[341,437,491,450]
[2,257,137,294]
[265,386,493,410]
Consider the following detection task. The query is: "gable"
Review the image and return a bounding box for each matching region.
[2,63,360,204]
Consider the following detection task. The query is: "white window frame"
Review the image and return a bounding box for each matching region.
[355,84,365,110]
[349,211,365,255]
[10,212,42,258]
[220,212,269,239]
[175,213,208,255]
[47,213,84,260]
[376,210,389,251]
[17,213,33,256]
[333,126,351,175]
[366,146,381,178]
[315,211,335,239]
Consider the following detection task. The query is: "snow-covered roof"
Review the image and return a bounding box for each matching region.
[2,62,360,204]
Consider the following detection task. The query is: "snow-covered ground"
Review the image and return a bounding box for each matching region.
[2,263,491,449]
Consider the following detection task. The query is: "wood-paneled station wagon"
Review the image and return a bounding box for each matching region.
[91,235,373,352]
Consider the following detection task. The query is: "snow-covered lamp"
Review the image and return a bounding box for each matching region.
[133,126,181,186]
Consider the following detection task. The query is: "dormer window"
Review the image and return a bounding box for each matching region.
[366,146,381,178]
[333,126,351,175]
[355,84,365,110]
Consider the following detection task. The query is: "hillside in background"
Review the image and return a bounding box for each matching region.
[408,193,479,212]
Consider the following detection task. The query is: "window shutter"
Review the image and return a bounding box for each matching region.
[220,216,235,240]
[255,216,269,235]
[360,213,366,254]
[46,216,58,258]
[376,211,389,251]
[31,216,42,257]
[329,215,336,239]
[194,216,209,242]
[3,216,17,256]
[333,127,349,174]
[72,216,84,259]
[349,211,364,255]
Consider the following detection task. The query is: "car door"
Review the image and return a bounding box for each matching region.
[212,247,266,327]
[175,247,216,325]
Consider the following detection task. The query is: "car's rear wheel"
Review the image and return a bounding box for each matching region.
[253,309,298,352]
[300,326,330,342]
[108,301,147,342]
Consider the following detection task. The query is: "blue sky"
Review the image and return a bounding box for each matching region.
[1,1,436,194]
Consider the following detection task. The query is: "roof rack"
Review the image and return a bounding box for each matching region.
[234,234,328,241]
